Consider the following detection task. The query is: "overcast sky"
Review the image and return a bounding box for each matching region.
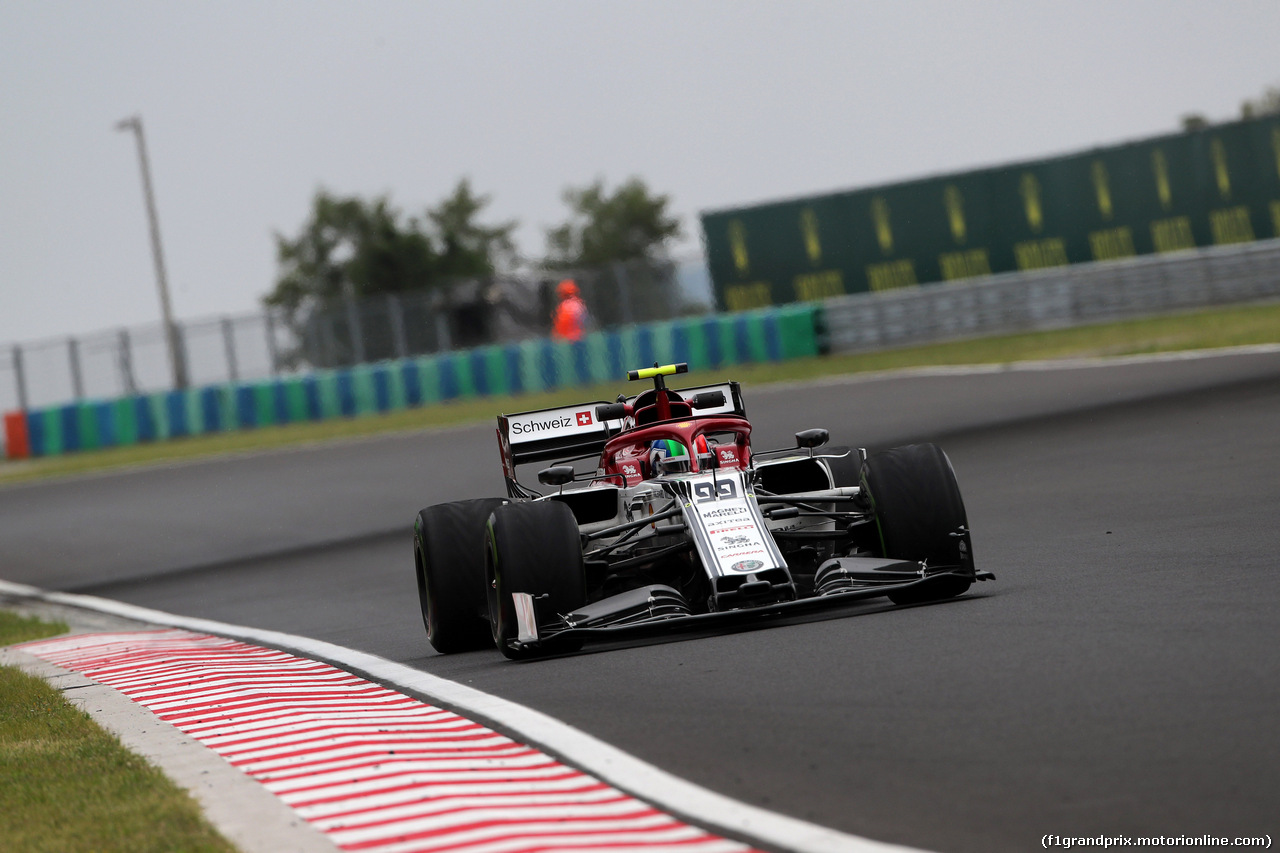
[3,0,1279,345]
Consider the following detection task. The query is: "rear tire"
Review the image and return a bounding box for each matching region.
[414,498,507,653]
[860,443,975,605]
[485,501,586,660]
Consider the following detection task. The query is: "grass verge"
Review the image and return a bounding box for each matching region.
[3,300,1279,487]
[1,610,237,853]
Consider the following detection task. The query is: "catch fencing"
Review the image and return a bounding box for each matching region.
[0,256,713,416]
[823,237,1280,352]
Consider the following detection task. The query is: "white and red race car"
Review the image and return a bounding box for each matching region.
[414,363,993,659]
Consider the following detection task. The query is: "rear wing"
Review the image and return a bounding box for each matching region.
[496,382,745,493]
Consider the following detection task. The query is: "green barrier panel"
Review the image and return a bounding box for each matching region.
[114,398,138,446]
[777,304,820,359]
[221,386,238,432]
[146,394,170,440]
[649,321,675,365]
[387,362,408,411]
[616,326,642,371]
[253,383,276,427]
[748,312,772,363]
[713,315,739,365]
[76,402,100,451]
[41,409,63,456]
[416,356,440,405]
[182,388,203,436]
[450,352,476,399]
[284,377,308,422]
[317,371,342,419]
[517,341,544,393]
[352,365,377,416]
[680,318,710,370]
[584,333,611,384]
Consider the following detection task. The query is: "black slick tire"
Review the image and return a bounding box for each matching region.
[859,443,975,605]
[414,498,507,654]
[485,500,586,660]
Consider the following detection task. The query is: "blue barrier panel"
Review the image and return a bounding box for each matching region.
[26,411,45,457]
[165,391,188,438]
[605,332,625,379]
[470,350,489,397]
[335,370,356,417]
[136,395,157,442]
[200,387,222,433]
[764,311,783,361]
[535,340,557,390]
[59,405,81,453]
[572,341,590,385]
[95,401,117,448]
[235,385,256,429]
[704,317,724,367]
[505,345,523,395]
[272,380,289,424]
[671,323,691,368]
[438,356,458,400]
[636,325,655,369]
[372,365,392,412]
[734,315,753,363]
[400,361,420,407]
[303,375,323,420]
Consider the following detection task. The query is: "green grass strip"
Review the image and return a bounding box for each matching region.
[3,300,1278,487]
[1,611,236,853]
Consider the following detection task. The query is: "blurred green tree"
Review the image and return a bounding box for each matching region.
[544,177,682,268]
[264,180,517,366]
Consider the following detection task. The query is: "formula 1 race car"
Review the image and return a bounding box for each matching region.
[413,363,994,659]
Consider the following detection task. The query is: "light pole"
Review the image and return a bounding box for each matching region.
[116,114,187,389]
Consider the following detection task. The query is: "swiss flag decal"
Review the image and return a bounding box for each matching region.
[576,411,593,426]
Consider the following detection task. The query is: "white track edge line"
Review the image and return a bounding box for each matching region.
[0,578,929,853]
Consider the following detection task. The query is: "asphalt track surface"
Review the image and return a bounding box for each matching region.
[3,350,1279,852]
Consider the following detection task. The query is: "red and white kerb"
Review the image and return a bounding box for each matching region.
[19,630,757,853]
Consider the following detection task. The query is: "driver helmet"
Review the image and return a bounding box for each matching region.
[557,278,580,299]
[649,438,690,474]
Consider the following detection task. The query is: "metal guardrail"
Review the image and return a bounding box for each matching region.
[822,238,1280,353]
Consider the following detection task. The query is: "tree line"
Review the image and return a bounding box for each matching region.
[263,177,682,320]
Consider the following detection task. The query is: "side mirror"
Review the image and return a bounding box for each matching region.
[537,465,576,487]
[795,428,829,449]
[691,390,726,410]
[595,402,628,421]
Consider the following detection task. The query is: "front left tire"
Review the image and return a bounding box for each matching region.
[414,498,507,654]
[485,500,586,660]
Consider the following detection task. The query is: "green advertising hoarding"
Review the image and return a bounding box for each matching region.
[702,116,1280,311]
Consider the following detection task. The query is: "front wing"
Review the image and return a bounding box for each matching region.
[504,562,996,656]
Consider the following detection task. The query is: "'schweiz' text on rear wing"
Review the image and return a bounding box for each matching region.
[496,382,745,493]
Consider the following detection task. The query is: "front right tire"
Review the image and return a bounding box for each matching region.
[860,443,975,605]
